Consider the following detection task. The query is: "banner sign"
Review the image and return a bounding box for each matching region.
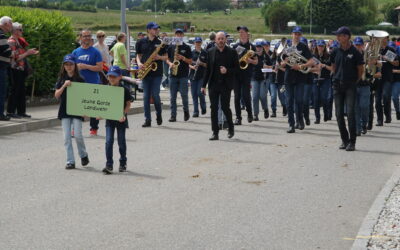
[67,82,124,121]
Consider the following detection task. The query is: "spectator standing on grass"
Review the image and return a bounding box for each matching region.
[7,22,39,119]
[72,29,103,136]
[0,16,12,121]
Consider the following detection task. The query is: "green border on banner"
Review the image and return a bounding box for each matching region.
[66,82,124,121]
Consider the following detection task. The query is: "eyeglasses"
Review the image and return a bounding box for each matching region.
[97,35,105,38]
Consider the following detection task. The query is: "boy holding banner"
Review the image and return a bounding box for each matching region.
[102,66,132,174]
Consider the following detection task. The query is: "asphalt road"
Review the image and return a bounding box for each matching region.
[1,105,400,250]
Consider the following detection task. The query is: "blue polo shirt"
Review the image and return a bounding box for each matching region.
[72,46,102,84]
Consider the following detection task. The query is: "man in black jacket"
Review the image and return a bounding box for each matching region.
[0,16,12,121]
[201,32,238,140]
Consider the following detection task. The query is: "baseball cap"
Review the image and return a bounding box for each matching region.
[388,41,396,49]
[107,65,122,77]
[261,40,270,46]
[63,54,76,64]
[194,37,202,43]
[255,41,263,47]
[333,26,351,36]
[237,26,249,32]
[146,22,160,30]
[292,26,302,33]
[175,28,184,34]
[316,40,326,46]
[353,36,364,45]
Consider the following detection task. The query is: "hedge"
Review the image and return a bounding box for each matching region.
[0,6,76,95]
[277,25,400,36]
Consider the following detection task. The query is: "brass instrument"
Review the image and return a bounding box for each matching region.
[363,30,389,82]
[137,38,167,80]
[171,44,180,76]
[239,50,255,70]
[280,45,310,74]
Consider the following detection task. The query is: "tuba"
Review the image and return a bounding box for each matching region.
[239,50,255,70]
[137,38,168,80]
[280,45,310,74]
[363,30,389,81]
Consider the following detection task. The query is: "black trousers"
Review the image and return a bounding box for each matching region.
[209,87,233,134]
[7,68,27,115]
[334,83,357,144]
[234,74,252,119]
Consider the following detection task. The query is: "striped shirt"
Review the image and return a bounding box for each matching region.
[0,29,11,67]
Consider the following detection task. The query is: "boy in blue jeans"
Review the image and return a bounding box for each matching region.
[102,66,132,174]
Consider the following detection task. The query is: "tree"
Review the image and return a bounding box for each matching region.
[263,1,291,33]
[161,0,185,11]
[381,1,400,25]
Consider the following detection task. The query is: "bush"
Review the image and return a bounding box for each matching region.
[0,7,76,95]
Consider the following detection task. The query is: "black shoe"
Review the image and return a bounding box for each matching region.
[384,118,391,124]
[192,113,199,118]
[223,121,229,129]
[209,134,219,140]
[287,126,295,133]
[142,120,151,127]
[169,116,176,122]
[376,121,383,126]
[65,163,76,169]
[247,114,253,123]
[201,109,206,115]
[184,111,190,121]
[0,115,10,121]
[345,143,355,151]
[356,131,361,136]
[102,166,113,174]
[228,128,234,139]
[271,111,276,118]
[234,118,242,125]
[254,115,259,121]
[7,113,21,119]
[397,112,400,120]
[81,156,89,166]
[299,120,305,130]
[18,113,31,118]
[305,118,310,126]
[314,119,320,124]
[119,164,127,172]
[241,106,245,110]
[339,142,348,150]
[295,123,300,129]
[323,116,328,122]
[367,123,373,130]
[156,116,162,126]
[362,127,367,135]
[264,109,269,119]
[282,106,287,116]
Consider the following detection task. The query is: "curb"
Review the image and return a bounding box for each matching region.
[0,104,173,136]
[351,165,400,250]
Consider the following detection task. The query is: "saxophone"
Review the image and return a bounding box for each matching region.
[239,50,255,70]
[137,39,167,80]
[171,44,180,76]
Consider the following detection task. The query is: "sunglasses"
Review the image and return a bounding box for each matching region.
[97,35,105,38]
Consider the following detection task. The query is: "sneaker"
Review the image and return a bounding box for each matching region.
[81,156,89,166]
[102,166,113,174]
[18,113,31,118]
[90,129,98,136]
[7,113,21,119]
[65,163,76,169]
[234,118,242,125]
[345,143,355,151]
[119,164,127,172]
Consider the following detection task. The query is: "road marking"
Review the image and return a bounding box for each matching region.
[344,235,394,240]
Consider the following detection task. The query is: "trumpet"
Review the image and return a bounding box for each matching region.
[239,50,255,70]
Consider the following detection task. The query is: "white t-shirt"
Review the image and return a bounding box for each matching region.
[94,42,111,67]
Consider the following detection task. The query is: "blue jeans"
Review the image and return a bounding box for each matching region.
[62,118,88,164]
[251,79,269,116]
[142,76,162,122]
[0,67,7,116]
[105,121,127,167]
[375,80,392,122]
[190,79,206,115]
[313,79,331,120]
[302,83,313,121]
[169,76,189,118]
[285,82,305,127]
[270,82,286,111]
[392,81,400,113]
[355,85,371,132]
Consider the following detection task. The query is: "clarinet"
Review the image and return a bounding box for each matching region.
[192,57,201,80]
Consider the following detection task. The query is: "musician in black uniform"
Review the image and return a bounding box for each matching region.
[375,36,399,126]
[330,26,364,151]
[201,31,238,140]
[281,26,314,133]
[232,26,257,125]
[189,37,207,117]
[166,29,193,122]
[136,22,168,128]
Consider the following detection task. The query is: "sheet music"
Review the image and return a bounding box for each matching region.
[235,45,246,56]
[384,50,397,62]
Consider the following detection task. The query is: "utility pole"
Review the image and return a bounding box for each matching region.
[310,0,312,35]
[121,0,127,34]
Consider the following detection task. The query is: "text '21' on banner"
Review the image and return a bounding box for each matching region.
[66,82,124,121]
